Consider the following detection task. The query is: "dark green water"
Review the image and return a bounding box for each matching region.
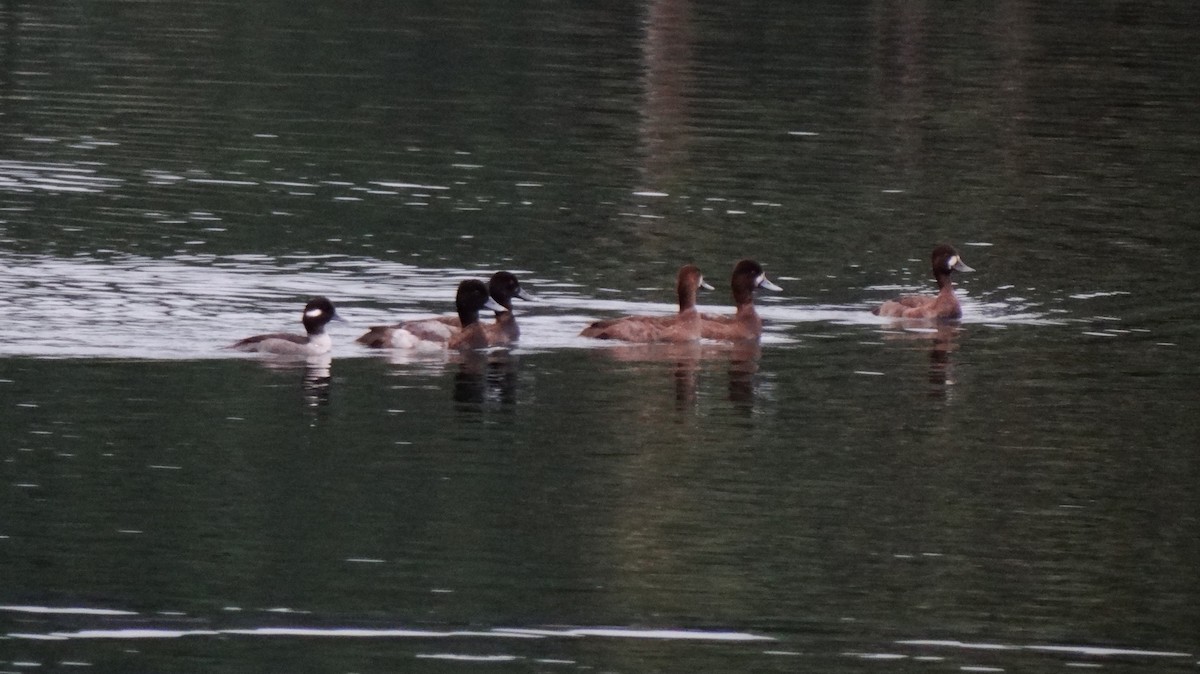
[2,1,1199,672]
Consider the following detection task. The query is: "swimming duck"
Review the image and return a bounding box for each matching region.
[873,244,974,320]
[227,296,343,356]
[700,259,782,341]
[580,264,713,342]
[357,279,506,350]
[429,271,535,345]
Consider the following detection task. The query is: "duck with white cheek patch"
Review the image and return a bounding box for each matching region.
[873,244,975,321]
[699,259,782,341]
[227,297,344,356]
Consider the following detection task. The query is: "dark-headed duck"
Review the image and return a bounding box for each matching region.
[430,271,534,345]
[700,259,782,341]
[357,279,506,350]
[873,244,974,320]
[227,296,343,356]
[580,264,713,343]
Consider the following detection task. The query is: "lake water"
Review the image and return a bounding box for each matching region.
[2,1,1199,672]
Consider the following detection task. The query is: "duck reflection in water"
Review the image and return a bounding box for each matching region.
[301,354,333,407]
[453,350,519,408]
[590,342,700,410]
[879,322,963,399]
[593,341,765,413]
[725,340,763,414]
[250,353,334,408]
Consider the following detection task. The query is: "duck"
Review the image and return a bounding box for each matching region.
[227,296,343,356]
[699,259,782,341]
[873,244,974,320]
[484,271,535,344]
[428,271,535,345]
[580,264,713,342]
[357,279,506,350]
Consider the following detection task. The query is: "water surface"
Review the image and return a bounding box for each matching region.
[2,1,1199,672]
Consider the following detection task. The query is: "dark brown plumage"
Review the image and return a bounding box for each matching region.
[581,265,712,343]
[700,259,781,341]
[873,244,974,320]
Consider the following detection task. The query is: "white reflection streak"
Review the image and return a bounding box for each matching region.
[0,160,122,193]
[371,181,450,190]
[1027,645,1192,658]
[6,628,532,641]
[9,624,773,643]
[416,654,519,662]
[899,639,1014,651]
[898,639,1192,659]
[48,629,220,639]
[493,627,774,642]
[0,605,138,616]
[223,628,534,638]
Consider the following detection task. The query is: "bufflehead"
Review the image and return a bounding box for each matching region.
[227,296,343,356]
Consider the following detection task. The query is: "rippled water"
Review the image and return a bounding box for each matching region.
[1,247,1067,360]
[3,1,1200,672]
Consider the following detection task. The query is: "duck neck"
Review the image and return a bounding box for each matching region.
[934,271,954,293]
[458,307,481,327]
[732,285,756,314]
[677,283,697,312]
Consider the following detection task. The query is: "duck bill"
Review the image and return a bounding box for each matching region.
[699,279,715,291]
[757,275,783,292]
[514,288,536,302]
[484,296,508,313]
[953,260,975,273]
